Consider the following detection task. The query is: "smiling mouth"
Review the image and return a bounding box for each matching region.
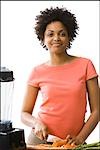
[52,43,61,46]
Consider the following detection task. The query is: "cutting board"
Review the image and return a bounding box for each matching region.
[26,144,74,150]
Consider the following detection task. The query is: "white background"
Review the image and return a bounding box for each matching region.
[1,1,100,143]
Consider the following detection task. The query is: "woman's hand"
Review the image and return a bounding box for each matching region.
[66,135,84,145]
[33,119,48,140]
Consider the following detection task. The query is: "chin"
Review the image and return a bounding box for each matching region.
[50,48,64,54]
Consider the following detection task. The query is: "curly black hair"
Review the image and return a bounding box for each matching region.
[34,7,79,49]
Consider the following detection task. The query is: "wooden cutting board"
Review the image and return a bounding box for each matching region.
[26,144,74,150]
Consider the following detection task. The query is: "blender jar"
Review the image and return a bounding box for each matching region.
[0,67,14,131]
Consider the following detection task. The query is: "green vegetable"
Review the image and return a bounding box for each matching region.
[74,141,100,150]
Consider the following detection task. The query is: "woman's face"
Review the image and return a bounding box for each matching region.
[44,21,70,54]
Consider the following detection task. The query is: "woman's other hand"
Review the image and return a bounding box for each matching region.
[66,134,84,145]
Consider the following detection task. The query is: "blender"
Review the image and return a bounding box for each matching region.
[0,67,26,150]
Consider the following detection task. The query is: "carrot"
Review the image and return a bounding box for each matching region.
[52,140,77,149]
[63,143,77,149]
[52,140,67,147]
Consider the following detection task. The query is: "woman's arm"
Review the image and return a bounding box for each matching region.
[21,85,48,140]
[66,77,99,145]
[21,85,39,127]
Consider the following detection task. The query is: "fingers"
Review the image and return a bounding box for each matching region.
[43,129,48,140]
[71,141,76,146]
[34,122,48,140]
[66,135,76,145]
[66,134,72,142]
[35,130,44,140]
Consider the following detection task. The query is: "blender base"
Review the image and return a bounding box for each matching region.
[0,128,26,150]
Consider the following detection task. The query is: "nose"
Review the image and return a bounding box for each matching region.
[53,35,60,41]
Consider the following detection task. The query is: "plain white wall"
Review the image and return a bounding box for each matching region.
[1,1,99,144]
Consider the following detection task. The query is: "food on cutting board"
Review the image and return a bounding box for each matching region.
[27,135,100,149]
[52,139,77,148]
[27,139,77,149]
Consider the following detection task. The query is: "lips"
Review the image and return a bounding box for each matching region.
[52,43,62,46]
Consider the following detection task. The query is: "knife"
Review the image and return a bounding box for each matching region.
[36,134,62,144]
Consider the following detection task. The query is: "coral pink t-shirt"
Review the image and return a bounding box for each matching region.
[28,57,98,139]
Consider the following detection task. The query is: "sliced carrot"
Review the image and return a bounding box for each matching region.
[52,140,77,149]
[63,143,77,149]
[52,140,67,147]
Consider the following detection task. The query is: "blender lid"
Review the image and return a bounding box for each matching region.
[0,67,14,82]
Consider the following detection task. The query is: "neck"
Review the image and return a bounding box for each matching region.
[49,53,71,66]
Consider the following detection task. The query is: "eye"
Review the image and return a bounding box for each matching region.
[60,32,66,37]
[46,32,53,37]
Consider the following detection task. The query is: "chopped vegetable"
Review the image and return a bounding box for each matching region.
[52,139,77,149]
[75,141,100,150]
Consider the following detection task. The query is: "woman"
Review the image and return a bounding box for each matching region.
[21,7,99,145]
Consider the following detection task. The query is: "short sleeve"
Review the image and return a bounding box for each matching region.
[86,59,98,80]
[27,67,39,87]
